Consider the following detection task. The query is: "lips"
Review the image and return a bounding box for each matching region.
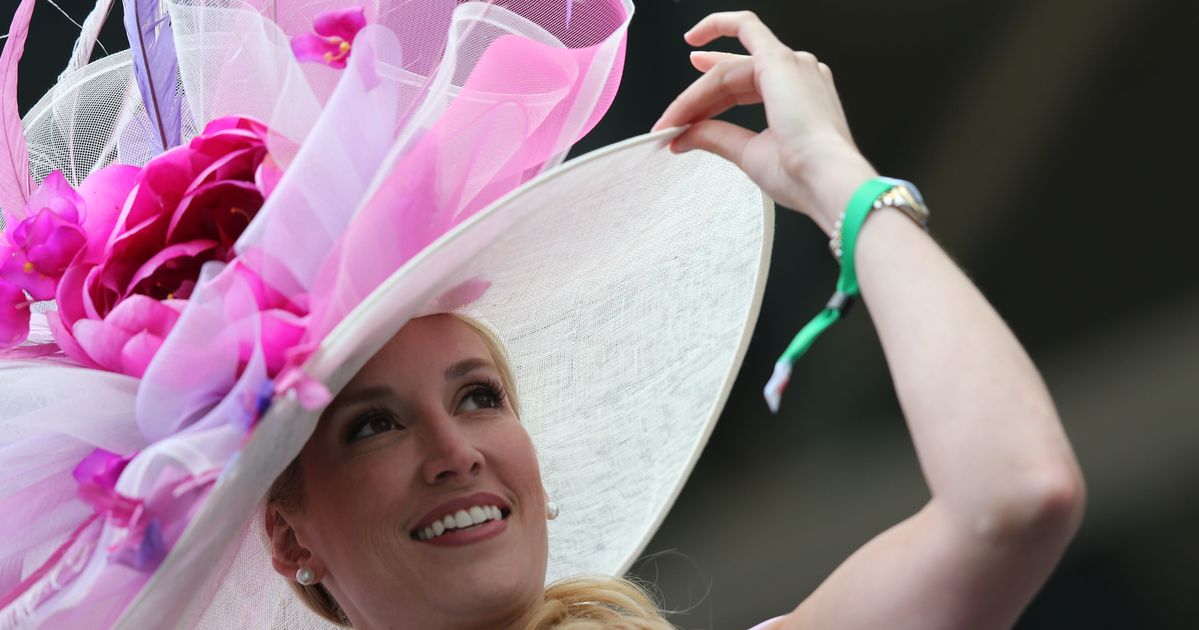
[410,491,511,541]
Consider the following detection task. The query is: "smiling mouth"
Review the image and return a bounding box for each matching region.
[411,505,511,541]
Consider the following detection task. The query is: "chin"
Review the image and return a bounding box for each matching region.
[424,553,546,618]
[409,513,548,609]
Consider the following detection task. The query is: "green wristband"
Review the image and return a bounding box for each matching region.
[763,177,895,413]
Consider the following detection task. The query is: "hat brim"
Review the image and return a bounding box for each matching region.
[117,128,772,627]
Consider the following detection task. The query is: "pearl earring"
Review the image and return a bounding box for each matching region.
[296,567,316,586]
[545,500,560,521]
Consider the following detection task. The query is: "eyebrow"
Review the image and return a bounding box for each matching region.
[326,385,394,414]
[445,357,493,381]
[325,358,494,414]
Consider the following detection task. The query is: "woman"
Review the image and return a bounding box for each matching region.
[260,11,1085,630]
[0,0,1081,627]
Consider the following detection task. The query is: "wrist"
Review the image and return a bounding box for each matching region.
[830,177,931,264]
[791,147,878,235]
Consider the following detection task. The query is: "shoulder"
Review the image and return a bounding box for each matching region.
[747,616,786,630]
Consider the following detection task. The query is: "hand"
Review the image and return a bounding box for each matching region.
[653,11,878,235]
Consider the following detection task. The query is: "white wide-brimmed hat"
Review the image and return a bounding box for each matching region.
[0,0,771,627]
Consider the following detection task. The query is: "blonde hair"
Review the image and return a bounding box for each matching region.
[267,314,672,628]
[526,576,674,630]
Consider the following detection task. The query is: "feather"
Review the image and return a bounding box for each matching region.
[61,0,118,81]
[122,0,182,155]
[0,0,35,228]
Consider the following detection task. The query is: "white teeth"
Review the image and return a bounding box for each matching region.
[419,504,504,540]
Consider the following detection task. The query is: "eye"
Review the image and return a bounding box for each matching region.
[348,410,403,442]
[458,381,506,413]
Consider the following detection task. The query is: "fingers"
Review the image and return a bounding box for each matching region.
[670,119,756,165]
[684,11,790,59]
[689,50,743,73]
[814,61,852,140]
[654,55,762,131]
[690,50,829,76]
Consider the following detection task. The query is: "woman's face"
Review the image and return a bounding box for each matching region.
[269,315,547,629]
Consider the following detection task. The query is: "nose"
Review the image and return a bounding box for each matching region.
[419,413,484,485]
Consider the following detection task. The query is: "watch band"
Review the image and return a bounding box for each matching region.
[829,177,930,262]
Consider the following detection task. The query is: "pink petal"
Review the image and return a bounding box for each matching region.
[0,246,54,300]
[53,261,92,325]
[26,171,84,222]
[71,317,132,372]
[313,7,367,41]
[291,34,344,65]
[254,155,283,199]
[105,294,181,338]
[167,176,260,242]
[27,222,86,270]
[141,145,195,198]
[259,308,307,374]
[120,329,164,378]
[0,279,30,347]
[46,310,96,368]
[123,239,218,299]
[72,294,181,374]
[73,449,131,490]
[76,164,140,263]
[198,115,268,139]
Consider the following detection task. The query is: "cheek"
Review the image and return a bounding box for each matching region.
[499,427,548,540]
[300,450,416,552]
[496,424,544,498]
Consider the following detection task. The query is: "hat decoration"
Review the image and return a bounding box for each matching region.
[0,0,772,627]
[0,0,637,623]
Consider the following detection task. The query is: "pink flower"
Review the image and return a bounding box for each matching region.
[1,171,87,300]
[65,295,183,377]
[291,7,367,69]
[51,116,273,377]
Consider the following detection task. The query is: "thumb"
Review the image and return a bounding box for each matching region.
[670,120,755,168]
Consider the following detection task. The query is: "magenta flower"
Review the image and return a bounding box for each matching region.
[0,171,88,300]
[291,7,367,69]
[50,116,274,376]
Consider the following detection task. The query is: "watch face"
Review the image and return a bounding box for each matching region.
[892,185,931,225]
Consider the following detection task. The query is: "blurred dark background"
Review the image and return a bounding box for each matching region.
[6,0,1197,628]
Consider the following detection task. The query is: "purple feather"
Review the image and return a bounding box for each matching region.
[0,0,35,227]
[123,0,182,155]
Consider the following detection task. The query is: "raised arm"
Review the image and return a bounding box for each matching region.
[654,12,1084,630]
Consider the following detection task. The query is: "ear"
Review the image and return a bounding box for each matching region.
[265,503,327,582]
